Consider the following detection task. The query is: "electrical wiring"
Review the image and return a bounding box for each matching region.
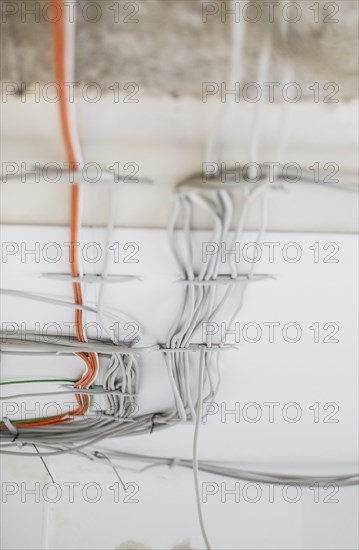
[0,342,158,355]
[193,346,212,550]
[28,0,142,427]
[87,449,359,488]
[166,189,235,425]
[0,330,94,430]
[0,378,77,426]
[1,0,353,439]
[2,182,174,435]
[95,183,141,418]
[0,0,93,428]
[215,35,274,331]
[0,378,76,386]
[0,439,357,488]
[166,121,258,550]
[0,288,143,340]
[52,0,98,421]
[2,4,358,550]
[1,171,153,186]
[168,159,235,550]
[97,185,121,342]
[165,12,290,550]
[0,387,137,401]
[41,274,142,283]
[0,414,176,453]
[0,387,136,426]
[0,387,130,427]
[0,60,141,429]
[205,5,247,168]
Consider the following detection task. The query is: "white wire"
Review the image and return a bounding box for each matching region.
[248,35,271,180]
[0,289,142,335]
[64,0,83,168]
[205,6,247,166]
[97,185,120,342]
[63,0,93,356]
[193,346,211,550]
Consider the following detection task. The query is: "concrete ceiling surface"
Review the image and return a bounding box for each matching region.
[1,0,358,100]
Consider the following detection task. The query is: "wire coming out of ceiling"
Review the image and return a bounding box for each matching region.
[0,1,358,549]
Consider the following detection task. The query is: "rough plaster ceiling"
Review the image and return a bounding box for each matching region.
[1,0,358,100]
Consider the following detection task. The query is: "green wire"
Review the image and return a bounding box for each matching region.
[0,378,83,424]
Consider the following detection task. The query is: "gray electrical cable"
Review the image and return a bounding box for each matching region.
[1,441,357,488]
[0,387,137,400]
[193,346,212,550]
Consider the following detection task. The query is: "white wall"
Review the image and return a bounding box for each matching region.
[1,97,358,231]
[1,228,358,549]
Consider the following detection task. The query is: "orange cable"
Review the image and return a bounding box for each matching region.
[1,1,99,430]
